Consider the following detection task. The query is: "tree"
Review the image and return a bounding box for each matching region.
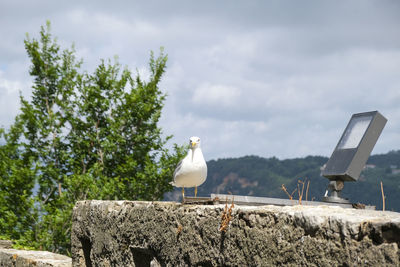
[0,118,37,247]
[2,21,184,254]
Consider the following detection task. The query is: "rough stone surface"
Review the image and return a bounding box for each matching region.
[0,248,72,267]
[0,240,13,249]
[72,200,400,266]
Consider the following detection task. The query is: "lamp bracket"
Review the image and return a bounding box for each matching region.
[323,180,351,204]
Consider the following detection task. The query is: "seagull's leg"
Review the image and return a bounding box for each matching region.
[195,186,198,198]
[182,187,185,201]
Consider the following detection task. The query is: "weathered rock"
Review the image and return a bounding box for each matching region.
[0,248,71,267]
[72,200,400,266]
[0,240,13,249]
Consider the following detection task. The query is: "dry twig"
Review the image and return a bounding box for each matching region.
[176,224,183,235]
[380,181,385,211]
[305,180,310,201]
[281,184,296,200]
[219,197,234,232]
[298,180,305,205]
[282,179,309,205]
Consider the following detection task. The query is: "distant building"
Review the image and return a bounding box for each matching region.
[320,164,326,171]
[319,164,326,176]
[392,169,400,175]
[364,164,376,169]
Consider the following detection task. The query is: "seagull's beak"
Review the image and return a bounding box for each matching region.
[191,141,197,147]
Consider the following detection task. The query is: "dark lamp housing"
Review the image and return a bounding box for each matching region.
[322,111,387,203]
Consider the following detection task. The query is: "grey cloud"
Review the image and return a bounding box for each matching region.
[1,0,400,159]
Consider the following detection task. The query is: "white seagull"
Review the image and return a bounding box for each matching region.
[172,136,207,200]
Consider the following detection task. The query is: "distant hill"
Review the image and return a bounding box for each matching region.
[164,150,400,212]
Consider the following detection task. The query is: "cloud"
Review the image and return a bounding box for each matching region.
[0,71,20,95]
[1,0,400,159]
[0,70,31,128]
[192,84,241,108]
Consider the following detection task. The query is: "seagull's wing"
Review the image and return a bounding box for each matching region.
[170,158,185,186]
[173,158,184,178]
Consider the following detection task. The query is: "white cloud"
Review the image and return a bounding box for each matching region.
[192,84,241,108]
[0,71,31,128]
[0,71,20,94]
[1,0,400,159]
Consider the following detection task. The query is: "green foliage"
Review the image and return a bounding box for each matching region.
[0,119,37,244]
[0,22,184,254]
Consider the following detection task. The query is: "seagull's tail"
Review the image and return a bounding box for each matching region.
[169,181,176,186]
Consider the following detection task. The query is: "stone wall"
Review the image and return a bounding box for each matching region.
[72,200,400,266]
[0,248,71,267]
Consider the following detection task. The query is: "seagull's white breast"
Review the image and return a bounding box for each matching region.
[173,147,207,188]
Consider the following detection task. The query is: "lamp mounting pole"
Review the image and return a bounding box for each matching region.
[323,179,350,204]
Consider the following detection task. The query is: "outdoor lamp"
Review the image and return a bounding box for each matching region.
[322,111,387,203]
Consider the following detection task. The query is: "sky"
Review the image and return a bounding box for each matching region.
[0,0,399,160]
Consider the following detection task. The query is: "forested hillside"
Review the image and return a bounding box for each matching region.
[165,150,400,212]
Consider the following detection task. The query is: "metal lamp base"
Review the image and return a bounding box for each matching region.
[322,195,351,204]
[322,180,351,204]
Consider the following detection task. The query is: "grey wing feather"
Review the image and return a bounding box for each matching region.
[173,159,184,178]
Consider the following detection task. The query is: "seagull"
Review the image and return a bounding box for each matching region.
[171,136,207,200]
